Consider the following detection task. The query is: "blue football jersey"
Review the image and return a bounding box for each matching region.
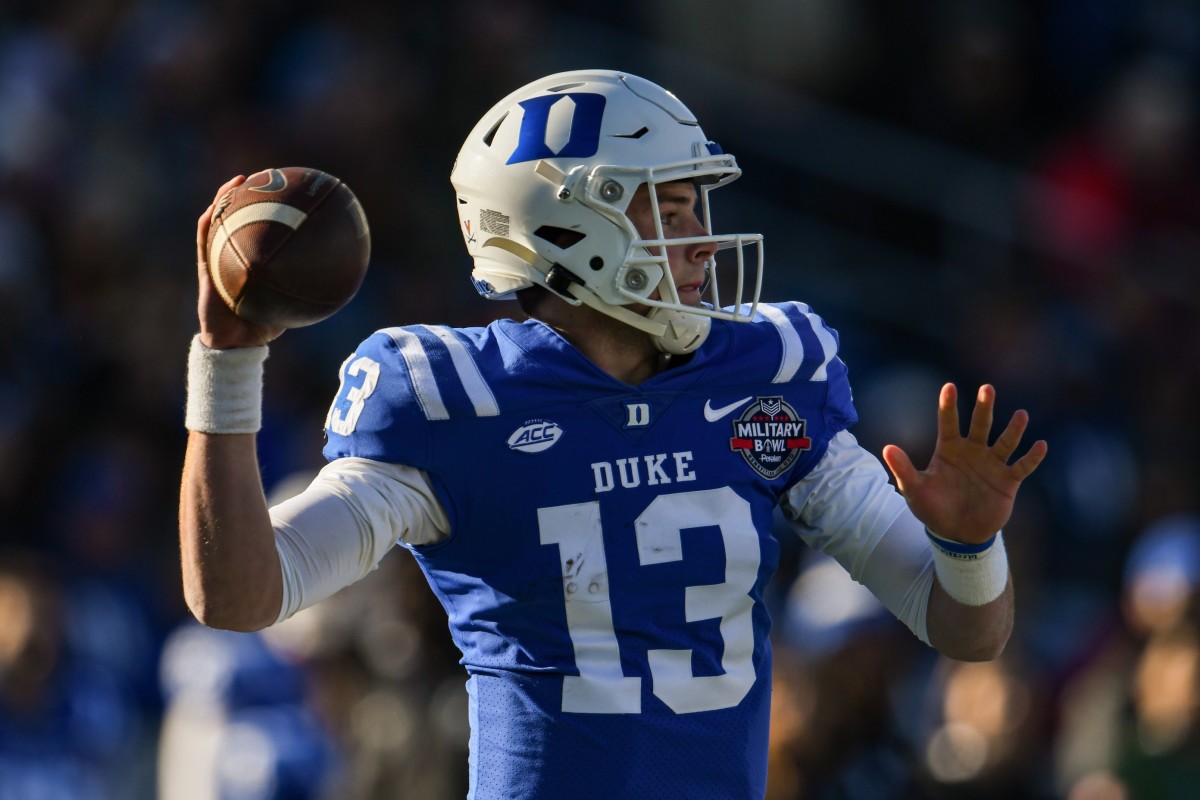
[323,302,858,800]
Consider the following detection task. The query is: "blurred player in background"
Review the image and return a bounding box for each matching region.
[178,69,1047,799]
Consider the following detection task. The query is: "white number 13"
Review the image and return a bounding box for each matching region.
[538,487,760,715]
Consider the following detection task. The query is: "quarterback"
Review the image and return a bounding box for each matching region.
[179,70,1047,799]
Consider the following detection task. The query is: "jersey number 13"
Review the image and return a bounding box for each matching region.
[539,487,760,715]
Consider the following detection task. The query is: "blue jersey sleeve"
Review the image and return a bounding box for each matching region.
[322,329,434,468]
[816,325,858,436]
[747,302,859,487]
[763,301,857,420]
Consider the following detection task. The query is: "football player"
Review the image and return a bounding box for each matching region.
[180,70,1048,799]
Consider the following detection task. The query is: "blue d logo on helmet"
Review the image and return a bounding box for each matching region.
[507,93,607,164]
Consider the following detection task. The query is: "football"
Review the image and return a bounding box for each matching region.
[206,166,371,329]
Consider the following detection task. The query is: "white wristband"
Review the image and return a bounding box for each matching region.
[185,334,268,434]
[926,528,1009,606]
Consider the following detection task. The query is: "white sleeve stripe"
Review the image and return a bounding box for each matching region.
[757,303,805,384]
[426,325,500,417]
[800,306,838,382]
[386,327,449,421]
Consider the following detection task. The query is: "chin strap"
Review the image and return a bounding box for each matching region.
[647,307,711,354]
[566,282,665,337]
[645,268,711,354]
[565,282,711,355]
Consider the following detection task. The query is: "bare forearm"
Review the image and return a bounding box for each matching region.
[179,431,282,631]
[926,578,1013,661]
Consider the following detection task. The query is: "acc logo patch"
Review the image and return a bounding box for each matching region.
[507,420,563,453]
[729,397,812,479]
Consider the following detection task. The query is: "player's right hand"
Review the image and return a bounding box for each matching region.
[195,175,285,349]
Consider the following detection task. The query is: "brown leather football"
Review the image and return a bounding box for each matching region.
[206,167,371,328]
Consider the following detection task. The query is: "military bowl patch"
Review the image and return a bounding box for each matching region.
[729,397,812,478]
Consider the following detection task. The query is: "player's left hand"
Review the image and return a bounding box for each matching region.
[881,383,1048,545]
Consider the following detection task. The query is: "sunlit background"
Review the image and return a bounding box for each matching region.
[2,1,1198,798]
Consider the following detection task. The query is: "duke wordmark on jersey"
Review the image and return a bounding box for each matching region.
[591,451,697,493]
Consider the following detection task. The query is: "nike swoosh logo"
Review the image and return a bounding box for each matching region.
[248,168,288,193]
[704,396,753,422]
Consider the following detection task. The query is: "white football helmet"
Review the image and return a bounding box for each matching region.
[450,69,763,354]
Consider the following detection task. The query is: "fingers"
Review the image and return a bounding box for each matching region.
[197,175,246,270]
[991,408,1029,462]
[195,174,271,346]
[1010,438,1048,481]
[936,383,960,443]
[881,444,919,496]
[941,382,1049,482]
[967,384,995,444]
[992,407,1048,481]
[985,400,1049,483]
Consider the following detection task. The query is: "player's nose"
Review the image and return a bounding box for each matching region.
[685,217,716,264]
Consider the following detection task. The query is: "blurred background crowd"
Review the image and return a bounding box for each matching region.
[1,0,1199,798]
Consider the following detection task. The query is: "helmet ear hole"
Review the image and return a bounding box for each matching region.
[533,226,585,249]
[481,113,508,147]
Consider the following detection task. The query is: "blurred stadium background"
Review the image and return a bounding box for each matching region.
[1,1,1199,798]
